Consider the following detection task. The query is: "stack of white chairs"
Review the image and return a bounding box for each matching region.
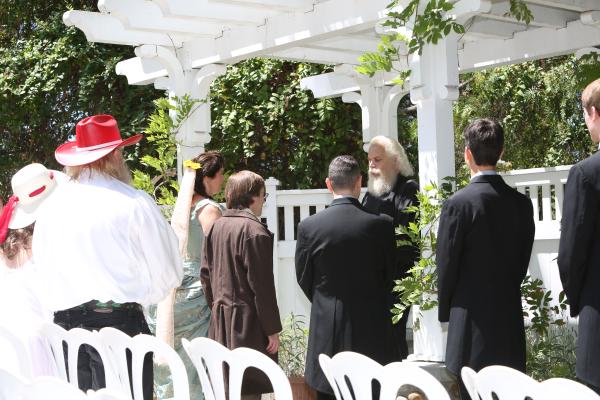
[461,365,600,400]
[0,366,127,400]
[39,322,190,400]
[318,351,450,400]
[181,337,293,400]
[0,325,34,380]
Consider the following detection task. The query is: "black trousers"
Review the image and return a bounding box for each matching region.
[53,303,153,400]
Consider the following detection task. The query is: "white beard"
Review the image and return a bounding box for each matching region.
[368,170,397,197]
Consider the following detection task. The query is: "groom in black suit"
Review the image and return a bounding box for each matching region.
[558,77,600,394]
[436,119,535,398]
[295,155,398,400]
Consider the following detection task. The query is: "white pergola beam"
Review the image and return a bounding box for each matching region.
[459,20,600,72]
[309,36,382,53]
[63,10,183,46]
[115,57,168,85]
[485,1,578,28]
[98,0,224,36]
[153,0,272,25]
[300,70,403,99]
[186,0,394,68]
[525,0,599,12]
[208,0,315,12]
[269,47,364,66]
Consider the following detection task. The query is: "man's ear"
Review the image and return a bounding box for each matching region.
[591,106,599,121]
[325,177,334,194]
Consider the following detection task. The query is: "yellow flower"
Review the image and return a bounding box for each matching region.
[183,160,201,170]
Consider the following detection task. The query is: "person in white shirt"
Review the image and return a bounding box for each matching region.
[33,114,183,399]
[0,163,66,378]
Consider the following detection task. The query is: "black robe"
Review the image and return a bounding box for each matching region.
[362,174,419,358]
[437,174,535,375]
[295,197,397,394]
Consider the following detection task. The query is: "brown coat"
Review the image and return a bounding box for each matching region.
[201,209,282,394]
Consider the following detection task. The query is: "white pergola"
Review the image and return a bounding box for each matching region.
[64,0,600,362]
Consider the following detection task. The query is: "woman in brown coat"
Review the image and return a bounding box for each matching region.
[201,170,282,397]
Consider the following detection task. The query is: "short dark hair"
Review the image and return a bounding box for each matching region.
[225,170,265,209]
[463,118,504,166]
[191,151,224,198]
[328,155,360,190]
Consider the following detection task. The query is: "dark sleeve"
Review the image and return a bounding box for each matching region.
[436,200,466,322]
[294,222,314,301]
[200,236,214,309]
[558,164,598,317]
[519,199,535,283]
[380,216,398,291]
[395,181,420,278]
[245,233,282,335]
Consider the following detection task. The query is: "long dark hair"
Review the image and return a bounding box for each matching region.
[192,151,225,198]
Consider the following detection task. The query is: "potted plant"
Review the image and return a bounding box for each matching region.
[279,313,316,400]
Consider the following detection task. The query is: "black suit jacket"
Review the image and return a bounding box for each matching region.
[436,174,535,375]
[295,197,397,393]
[558,152,600,387]
[362,174,419,358]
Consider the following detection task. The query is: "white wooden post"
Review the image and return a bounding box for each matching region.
[264,177,280,297]
[128,45,226,180]
[409,33,460,362]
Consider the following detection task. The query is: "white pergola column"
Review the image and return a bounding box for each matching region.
[408,34,460,362]
[118,45,226,178]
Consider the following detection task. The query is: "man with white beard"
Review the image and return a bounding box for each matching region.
[362,135,419,359]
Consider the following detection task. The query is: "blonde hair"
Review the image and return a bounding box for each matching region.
[369,136,414,177]
[0,224,33,265]
[66,148,131,184]
[582,78,600,113]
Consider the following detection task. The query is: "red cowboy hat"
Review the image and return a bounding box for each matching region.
[55,114,143,166]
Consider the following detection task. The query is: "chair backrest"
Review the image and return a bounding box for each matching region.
[0,325,34,379]
[98,327,189,400]
[475,365,542,400]
[87,388,131,400]
[39,323,115,389]
[319,352,450,400]
[182,337,231,400]
[0,366,28,400]
[23,376,88,400]
[460,366,479,400]
[229,347,292,400]
[540,378,600,400]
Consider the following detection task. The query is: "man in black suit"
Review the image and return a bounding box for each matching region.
[558,77,600,394]
[436,119,535,398]
[362,135,419,359]
[295,155,397,400]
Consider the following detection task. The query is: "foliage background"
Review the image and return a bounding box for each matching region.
[0,0,157,198]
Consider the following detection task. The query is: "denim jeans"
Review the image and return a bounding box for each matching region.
[54,302,153,400]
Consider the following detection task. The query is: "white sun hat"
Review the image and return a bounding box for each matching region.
[1,164,68,235]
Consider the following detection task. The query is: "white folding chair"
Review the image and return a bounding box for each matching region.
[0,324,34,379]
[474,365,542,400]
[460,366,480,400]
[318,352,450,400]
[229,347,292,400]
[38,322,117,390]
[98,327,189,400]
[0,366,28,400]
[182,337,293,400]
[87,388,131,400]
[540,378,600,400]
[182,337,231,400]
[23,376,88,400]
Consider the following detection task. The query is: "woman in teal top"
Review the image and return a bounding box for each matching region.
[149,151,225,400]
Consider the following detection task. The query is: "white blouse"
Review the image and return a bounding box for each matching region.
[32,172,183,312]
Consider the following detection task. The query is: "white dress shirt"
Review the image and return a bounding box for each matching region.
[32,172,183,311]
